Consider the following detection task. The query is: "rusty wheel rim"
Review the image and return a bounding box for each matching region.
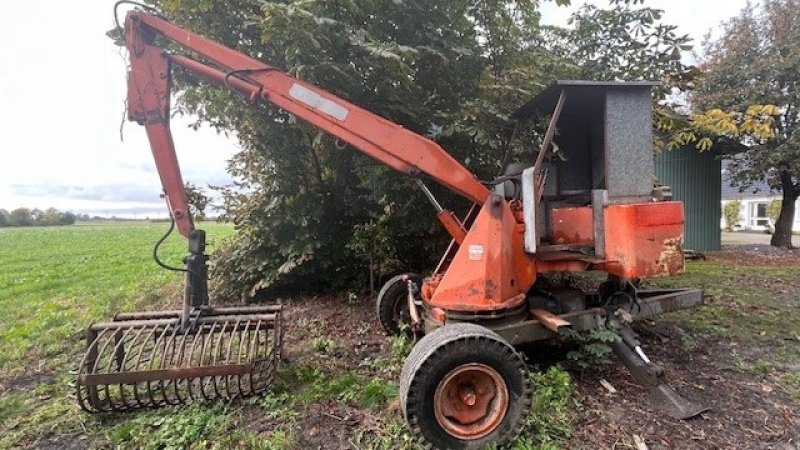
[433,363,509,440]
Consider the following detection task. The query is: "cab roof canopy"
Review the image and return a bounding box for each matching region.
[513,80,659,201]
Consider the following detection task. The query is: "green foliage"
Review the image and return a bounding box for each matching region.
[142,0,585,297]
[565,328,620,370]
[547,2,694,92]
[359,377,400,408]
[390,329,415,359]
[783,372,800,389]
[358,329,413,376]
[130,1,717,291]
[693,0,800,247]
[287,366,397,409]
[353,416,415,450]
[507,366,574,450]
[723,199,743,231]
[310,336,338,355]
[733,358,775,376]
[184,182,211,221]
[250,391,301,423]
[111,404,230,449]
[0,207,75,227]
[767,198,783,223]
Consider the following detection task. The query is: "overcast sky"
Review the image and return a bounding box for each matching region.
[0,0,750,218]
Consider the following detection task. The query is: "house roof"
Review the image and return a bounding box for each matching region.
[721,160,777,200]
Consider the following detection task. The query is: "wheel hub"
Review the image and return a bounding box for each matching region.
[433,363,509,440]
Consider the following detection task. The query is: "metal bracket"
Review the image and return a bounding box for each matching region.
[522,167,537,253]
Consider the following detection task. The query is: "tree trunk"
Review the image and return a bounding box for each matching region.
[770,171,798,248]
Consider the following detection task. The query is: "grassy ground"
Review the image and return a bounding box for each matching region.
[0,224,798,449]
[0,222,234,449]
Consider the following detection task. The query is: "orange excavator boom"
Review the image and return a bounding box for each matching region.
[123,10,490,238]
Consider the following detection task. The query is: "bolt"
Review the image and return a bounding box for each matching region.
[460,385,476,406]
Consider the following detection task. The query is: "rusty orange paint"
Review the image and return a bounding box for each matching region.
[536,260,592,273]
[125,20,194,237]
[433,363,509,440]
[550,206,594,245]
[425,196,536,312]
[436,210,467,244]
[603,202,685,278]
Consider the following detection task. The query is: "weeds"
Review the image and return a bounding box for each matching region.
[353,416,415,450]
[513,366,575,449]
[565,328,620,371]
[310,336,338,355]
[733,358,775,376]
[278,365,397,410]
[390,329,414,359]
[110,404,230,449]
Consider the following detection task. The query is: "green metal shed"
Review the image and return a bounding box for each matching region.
[654,146,721,251]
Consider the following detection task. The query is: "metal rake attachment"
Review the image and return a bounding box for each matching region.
[76,305,282,413]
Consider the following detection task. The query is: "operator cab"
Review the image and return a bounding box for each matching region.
[508,81,682,278]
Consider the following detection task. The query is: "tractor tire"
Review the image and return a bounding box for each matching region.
[399,323,531,450]
[376,273,421,335]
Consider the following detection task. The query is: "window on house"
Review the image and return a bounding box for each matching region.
[749,202,770,228]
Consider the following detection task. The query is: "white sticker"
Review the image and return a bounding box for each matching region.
[288,83,349,121]
[468,244,484,261]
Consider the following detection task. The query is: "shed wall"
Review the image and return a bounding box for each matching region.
[654,147,721,251]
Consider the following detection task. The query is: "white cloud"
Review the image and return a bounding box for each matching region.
[540,1,750,50]
[0,0,752,216]
[0,0,237,216]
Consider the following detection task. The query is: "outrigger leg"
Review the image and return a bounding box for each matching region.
[611,324,708,420]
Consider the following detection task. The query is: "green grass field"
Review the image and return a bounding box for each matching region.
[0,222,234,449]
[0,223,798,449]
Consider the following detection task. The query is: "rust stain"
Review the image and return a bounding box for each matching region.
[484,279,497,300]
[658,235,684,275]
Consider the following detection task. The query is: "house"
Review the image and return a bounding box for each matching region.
[720,161,800,232]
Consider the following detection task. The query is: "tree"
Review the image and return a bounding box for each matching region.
[8,208,33,227]
[184,182,211,221]
[547,1,694,92]
[130,0,697,297]
[693,0,800,248]
[42,208,61,226]
[143,0,576,297]
[57,212,76,226]
[0,209,7,227]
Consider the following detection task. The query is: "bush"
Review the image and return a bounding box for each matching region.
[766,199,782,224]
[723,199,742,231]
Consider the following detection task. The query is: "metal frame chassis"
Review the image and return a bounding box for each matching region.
[490,288,704,346]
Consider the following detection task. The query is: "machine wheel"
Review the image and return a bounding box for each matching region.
[376,273,421,335]
[400,323,531,450]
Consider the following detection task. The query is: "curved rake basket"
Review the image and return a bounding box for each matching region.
[76,305,282,412]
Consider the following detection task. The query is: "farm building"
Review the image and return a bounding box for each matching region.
[654,146,722,252]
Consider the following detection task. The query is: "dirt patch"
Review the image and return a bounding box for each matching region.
[232,293,800,450]
[569,321,800,450]
[0,367,53,397]
[713,244,800,265]
[280,294,390,372]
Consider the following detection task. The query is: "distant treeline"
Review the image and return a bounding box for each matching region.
[0,208,76,227]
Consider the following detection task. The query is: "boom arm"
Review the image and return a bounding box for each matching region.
[123,10,490,237]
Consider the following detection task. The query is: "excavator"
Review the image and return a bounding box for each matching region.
[76,4,708,449]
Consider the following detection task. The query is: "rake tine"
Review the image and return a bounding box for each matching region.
[76,307,283,412]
